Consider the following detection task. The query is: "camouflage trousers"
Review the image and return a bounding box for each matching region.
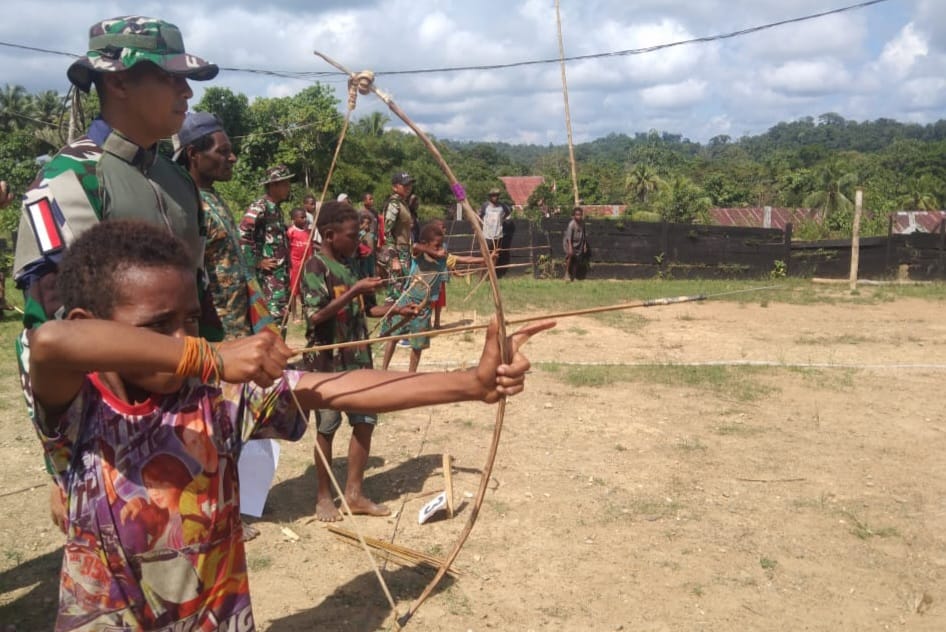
[383,246,412,303]
[259,266,289,328]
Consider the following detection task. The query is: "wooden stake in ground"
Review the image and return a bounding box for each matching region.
[442,454,455,519]
[850,187,863,292]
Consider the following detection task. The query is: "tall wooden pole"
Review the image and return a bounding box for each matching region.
[555,0,580,208]
[849,188,863,291]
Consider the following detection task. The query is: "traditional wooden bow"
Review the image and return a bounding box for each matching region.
[313,52,512,628]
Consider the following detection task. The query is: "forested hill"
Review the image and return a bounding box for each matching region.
[1,77,944,241]
[444,114,946,165]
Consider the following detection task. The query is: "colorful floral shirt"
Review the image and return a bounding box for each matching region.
[34,371,306,631]
[301,254,372,373]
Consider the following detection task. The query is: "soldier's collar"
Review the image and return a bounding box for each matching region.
[88,118,158,170]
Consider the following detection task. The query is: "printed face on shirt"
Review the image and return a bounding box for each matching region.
[194,131,236,184]
[116,62,194,144]
[108,265,201,396]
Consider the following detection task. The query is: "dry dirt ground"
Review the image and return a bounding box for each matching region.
[2,292,946,631]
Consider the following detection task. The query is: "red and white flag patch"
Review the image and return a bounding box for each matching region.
[26,197,64,254]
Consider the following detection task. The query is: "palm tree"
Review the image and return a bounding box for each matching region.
[803,163,857,225]
[355,111,389,137]
[0,83,32,131]
[625,163,663,205]
[31,90,63,125]
[897,176,940,210]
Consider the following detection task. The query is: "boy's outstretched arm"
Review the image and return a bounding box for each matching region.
[293,318,554,412]
[30,322,291,420]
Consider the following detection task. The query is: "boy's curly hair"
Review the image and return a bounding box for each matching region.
[418,220,445,244]
[57,220,192,317]
[316,200,358,231]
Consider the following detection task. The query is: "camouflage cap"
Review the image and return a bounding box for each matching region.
[67,16,219,92]
[261,165,294,185]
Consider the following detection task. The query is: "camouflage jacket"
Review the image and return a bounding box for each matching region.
[201,189,275,339]
[382,193,413,251]
[239,196,288,277]
[12,117,205,328]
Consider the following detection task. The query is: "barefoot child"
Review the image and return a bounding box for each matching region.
[381,221,489,372]
[28,219,549,630]
[300,201,416,522]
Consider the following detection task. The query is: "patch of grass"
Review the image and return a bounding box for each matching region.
[689,583,705,597]
[538,363,775,402]
[247,554,272,572]
[786,366,856,389]
[760,557,778,571]
[590,310,649,333]
[568,326,589,336]
[677,437,707,452]
[486,499,510,516]
[538,605,569,619]
[840,510,900,540]
[675,313,697,321]
[715,424,764,437]
[795,334,875,346]
[443,585,473,616]
[463,277,944,317]
[3,548,23,566]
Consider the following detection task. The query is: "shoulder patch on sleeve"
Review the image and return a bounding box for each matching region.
[24,196,65,255]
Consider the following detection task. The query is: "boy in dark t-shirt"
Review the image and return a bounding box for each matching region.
[300,201,415,522]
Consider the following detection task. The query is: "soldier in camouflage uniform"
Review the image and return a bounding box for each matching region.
[9,15,218,533]
[173,112,276,339]
[378,172,416,339]
[240,165,293,331]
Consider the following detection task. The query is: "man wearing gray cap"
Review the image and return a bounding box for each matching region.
[173,111,276,339]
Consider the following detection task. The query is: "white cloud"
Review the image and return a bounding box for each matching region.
[762,59,851,96]
[876,23,928,79]
[640,79,708,109]
[0,0,941,144]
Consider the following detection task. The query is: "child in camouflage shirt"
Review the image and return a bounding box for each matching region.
[300,201,417,522]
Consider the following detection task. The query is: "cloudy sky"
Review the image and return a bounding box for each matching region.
[1,0,943,144]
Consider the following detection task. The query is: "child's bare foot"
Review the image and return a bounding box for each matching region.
[347,495,391,517]
[315,497,342,522]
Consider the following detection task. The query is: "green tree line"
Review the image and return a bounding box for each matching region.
[2,82,944,241]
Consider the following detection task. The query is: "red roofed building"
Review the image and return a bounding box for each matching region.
[709,207,818,230]
[710,207,945,234]
[499,176,546,207]
[891,211,946,233]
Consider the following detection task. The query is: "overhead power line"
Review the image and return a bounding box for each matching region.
[0,0,892,80]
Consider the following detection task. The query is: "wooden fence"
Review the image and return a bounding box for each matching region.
[443,217,946,280]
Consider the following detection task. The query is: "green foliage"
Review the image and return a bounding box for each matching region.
[653,176,712,224]
[3,78,946,240]
[0,129,44,234]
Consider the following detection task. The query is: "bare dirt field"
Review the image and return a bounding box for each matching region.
[2,290,946,631]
